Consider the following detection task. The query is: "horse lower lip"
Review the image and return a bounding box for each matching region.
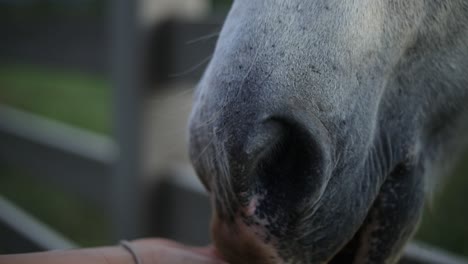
[212,211,284,264]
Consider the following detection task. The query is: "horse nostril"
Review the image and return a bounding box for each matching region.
[251,118,326,211]
[189,106,330,220]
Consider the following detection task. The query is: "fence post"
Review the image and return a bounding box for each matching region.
[110,0,144,241]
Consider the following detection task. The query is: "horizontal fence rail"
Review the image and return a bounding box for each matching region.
[402,243,468,264]
[0,196,77,254]
[0,105,117,208]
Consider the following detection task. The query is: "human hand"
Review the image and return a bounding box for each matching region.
[0,238,227,264]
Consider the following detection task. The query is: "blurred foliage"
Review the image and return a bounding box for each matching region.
[416,151,468,256]
[212,0,232,10]
[0,164,110,247]
[0,64,110,134]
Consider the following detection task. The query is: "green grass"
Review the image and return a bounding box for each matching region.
[0,64,110,134]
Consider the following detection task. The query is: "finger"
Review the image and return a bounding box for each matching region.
[132,238,182,248]
[131,239,228,263]
[190,245,225,259]
[132,239,224,259]
[155,247,227,264]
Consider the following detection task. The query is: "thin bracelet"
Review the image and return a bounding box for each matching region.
[120,240,143,264]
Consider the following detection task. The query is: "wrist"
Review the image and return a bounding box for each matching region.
[88,246,137,264]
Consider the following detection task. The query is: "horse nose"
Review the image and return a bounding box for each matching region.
[197,111,332,263]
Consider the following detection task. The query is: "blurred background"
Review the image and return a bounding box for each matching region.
[0,0,467,261]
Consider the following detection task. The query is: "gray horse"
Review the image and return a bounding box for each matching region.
[188,0,468,263]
